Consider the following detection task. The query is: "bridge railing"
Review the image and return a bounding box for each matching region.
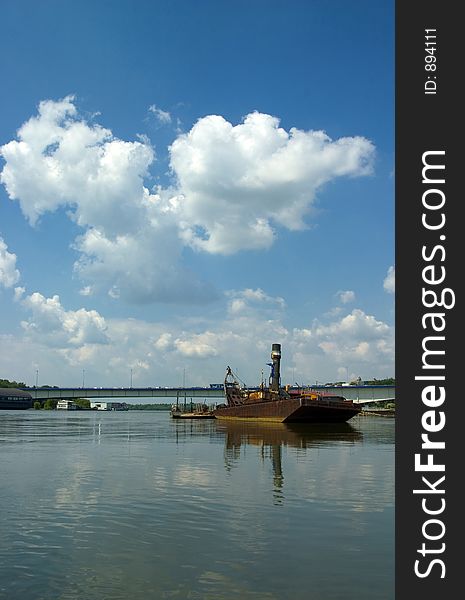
[24,384,395,402]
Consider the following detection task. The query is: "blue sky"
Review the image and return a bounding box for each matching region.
[0,0,394,388]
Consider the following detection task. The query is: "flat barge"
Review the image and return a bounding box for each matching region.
[213,344,361,423]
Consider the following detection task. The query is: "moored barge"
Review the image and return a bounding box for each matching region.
[213,344,361,423]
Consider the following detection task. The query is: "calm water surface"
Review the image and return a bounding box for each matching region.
[0,411,394,600]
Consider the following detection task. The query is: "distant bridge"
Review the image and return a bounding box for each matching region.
[26,386,223,401]
[310,385,395,404]
[24,385,395,404]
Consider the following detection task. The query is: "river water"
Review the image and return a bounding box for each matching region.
[0,411,394,600]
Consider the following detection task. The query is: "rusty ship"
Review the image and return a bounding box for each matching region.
[213,343,362,423]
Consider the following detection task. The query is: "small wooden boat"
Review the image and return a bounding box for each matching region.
[170,398,215,419]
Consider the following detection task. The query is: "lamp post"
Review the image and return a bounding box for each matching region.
[82,369,85,388]
[130,368,133,388]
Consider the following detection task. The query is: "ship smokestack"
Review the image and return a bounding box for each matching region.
[270,343,281,392]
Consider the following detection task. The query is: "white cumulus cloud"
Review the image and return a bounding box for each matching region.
[227,288,286,315]
[383,265,395,294]
[335,290,355,304]
[174,332,221,358]
[2,283,394,386]
[148,104,172,125]
[170,111,375,254]
[308,309,393,364]
[0,237,20,288]
[21,292,109,347]
[73,220,216,304]
[14,286,26,301]
[0,97,214,304]
[0,95,158,238]
[0,98,376,303]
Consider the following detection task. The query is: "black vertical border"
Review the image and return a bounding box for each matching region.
[396,2,462,597]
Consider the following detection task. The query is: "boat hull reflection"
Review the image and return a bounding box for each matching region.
[219,420,363,504]
[218,419,363,449]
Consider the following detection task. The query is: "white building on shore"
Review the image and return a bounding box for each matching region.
[90,401,128,411]
[57,400,79,410]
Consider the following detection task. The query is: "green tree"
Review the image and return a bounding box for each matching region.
[33,401,42,410]
[43,399,57,410]
[74,398,91,409]
[0,378,27,388]
[364,378,395,385]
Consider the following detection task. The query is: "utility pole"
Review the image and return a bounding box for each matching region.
[183,368,186,410]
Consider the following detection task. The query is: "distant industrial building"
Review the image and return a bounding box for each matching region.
[0,388,33,410]
[90,401,128,411]
[56,399,79,410]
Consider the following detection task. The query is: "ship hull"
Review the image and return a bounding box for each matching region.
[213,396,361,423]
[171,411,215,419]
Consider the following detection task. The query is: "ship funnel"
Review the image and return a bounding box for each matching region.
[270,343,281,392]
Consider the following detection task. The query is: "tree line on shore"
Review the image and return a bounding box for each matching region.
[30,399,172,410]
[1,378,27,388]
[32,398,92,410]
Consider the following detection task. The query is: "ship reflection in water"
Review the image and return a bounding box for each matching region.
[218,420,363,504]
